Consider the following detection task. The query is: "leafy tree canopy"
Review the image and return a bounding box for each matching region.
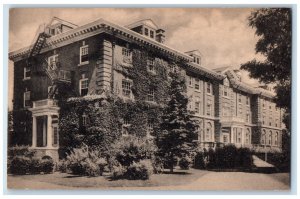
[241,8,291,112]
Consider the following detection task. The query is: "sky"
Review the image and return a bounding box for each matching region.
[8,8,264,109]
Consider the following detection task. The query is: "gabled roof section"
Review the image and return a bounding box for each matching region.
[185,50,202,57]
[48,17,78,28]
[126,19,159,30]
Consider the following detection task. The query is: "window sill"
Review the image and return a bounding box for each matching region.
[194,89,201,93]
[23,78,31,81]
[78,61,89,66]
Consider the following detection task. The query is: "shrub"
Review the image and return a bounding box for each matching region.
[8,145,35,158]
[179,156,191,170]
[111,135,155,167]
[65,145,107,176]
[40,158,54,173]
[57,159,68,173]
[205,145,253,169]
[194,152,206,169]
[10,156,31,175]
[125,160,153,180]
[237,148,253,168]
[111,163,126,179]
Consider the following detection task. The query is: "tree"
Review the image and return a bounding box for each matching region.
[156,72,198,173]
[241,8,291,130]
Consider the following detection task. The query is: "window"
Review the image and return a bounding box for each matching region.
[144,28,149,36]
[147,88,155,102]
[238,94,242,103]
[122,118,130,136]
[246,112,250,123]
[195,79,200,90]
[197,57,200,65]
[223,86,229,97]
[82,113,88,126]
[23,91,31,107]
[274,132,279,146]
[269,117,272,126]
[188,76,193,87]
[206,82,212,94]
[261,130,266,145]
[195,101,200,114]
[122,79,132,97]
[237,130,242,143]
[223,134,229,144]
[147,119,154,138]
[262,116,265,125]
[150,30,154,38]
[147,58,155,73]
[205,123,212,142]
[275,119,279,127]
[246,96,250,105]
[206,101,212,116]
[79,77,89,96]
[269,105,272,109]
[24,67,31,79]
[262,99,265,108]
[122,47,131,57]
[80,45,89,64]
[245,129,251,144]
[238,106,242,115]
[267,131,272,145]
[52,125,59,147]
[48,55,58,70]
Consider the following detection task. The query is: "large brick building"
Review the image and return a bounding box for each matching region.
[9,17,285,160]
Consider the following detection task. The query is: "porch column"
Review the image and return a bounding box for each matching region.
[230,127,234,143]
[47,114,52,148]
[32,116,37,147]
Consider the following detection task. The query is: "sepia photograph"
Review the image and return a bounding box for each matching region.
[7,6,292,191]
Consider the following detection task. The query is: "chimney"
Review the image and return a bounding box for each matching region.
[156,29,165,43]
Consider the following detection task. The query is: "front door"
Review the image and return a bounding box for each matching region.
[36,116,47,147]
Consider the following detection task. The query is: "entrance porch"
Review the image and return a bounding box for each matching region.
[29,99,60,161]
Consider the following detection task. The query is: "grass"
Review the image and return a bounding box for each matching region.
[8,168,209,189]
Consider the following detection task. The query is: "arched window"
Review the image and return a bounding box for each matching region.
[261,130,266,145]
[268,131,272,145]
[205,122,212,142]
[245,129,251,144]
[274,131,279,146]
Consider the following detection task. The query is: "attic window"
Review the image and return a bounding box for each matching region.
[150,30,154,38]
[145,28,149,36]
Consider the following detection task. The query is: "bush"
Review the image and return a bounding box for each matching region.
[179,156,191,170]
[57,159,68,173]
[206,145,253,169]
[8,145,35,158]
[40,158,54,173]
[111,135,155,167]
[194,152,206,169]
[10,156,31,175]
[125,160,153,180]
[9,155,54,175]
[111,163,126,179]
[65,145,107,176]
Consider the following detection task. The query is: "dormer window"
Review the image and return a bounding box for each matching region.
[150,30,154,38]
[145,28,149,36]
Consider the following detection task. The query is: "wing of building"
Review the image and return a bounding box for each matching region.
[9,17,285,160]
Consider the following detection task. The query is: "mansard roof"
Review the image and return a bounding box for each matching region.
[9,18,192,62]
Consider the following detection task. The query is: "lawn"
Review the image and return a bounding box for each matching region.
[8,168,210,189]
